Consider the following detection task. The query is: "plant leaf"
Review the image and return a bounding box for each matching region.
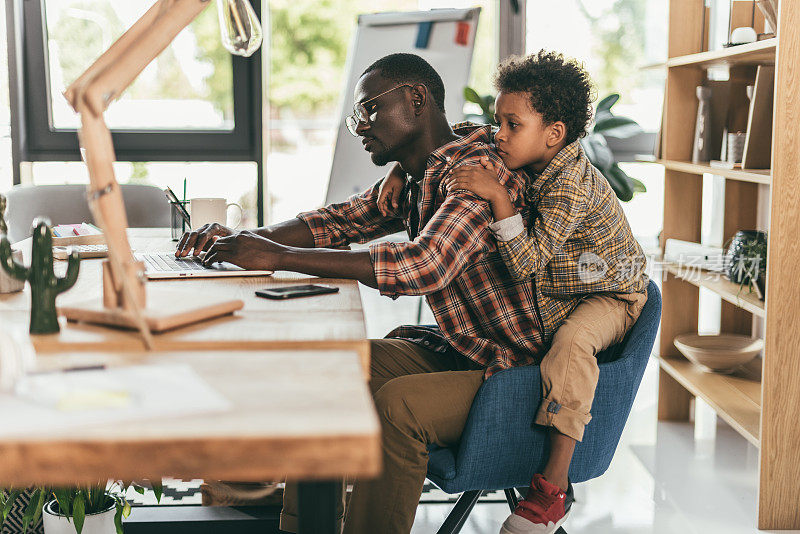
[53,489,70,518]
[114,506,124,534]
[583,134,614,172]
[22,489,42,534]
[4,490,22,521]
[73,493,85,534]
[133,485,145,495]
[631,177,647,193]
[151,480,163,504]
[606,164,635,202]
[593,116,642,138]
[597,93,620,112]
[463,87,482,105]
[32,488,46,525]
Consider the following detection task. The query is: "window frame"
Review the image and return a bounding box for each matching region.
[7,0,263,223]
[11,0,262,163]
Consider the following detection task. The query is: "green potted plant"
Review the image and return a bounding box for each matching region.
[463,88,647,202]
[1,481,162,534]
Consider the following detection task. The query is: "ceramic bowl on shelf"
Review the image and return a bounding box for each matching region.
[674,333,764,374]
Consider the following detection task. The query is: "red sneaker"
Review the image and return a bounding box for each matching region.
[499,474,573,534]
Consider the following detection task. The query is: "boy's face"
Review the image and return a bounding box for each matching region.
[493,91,561,172]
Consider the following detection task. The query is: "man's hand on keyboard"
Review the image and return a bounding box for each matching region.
[202,231,284,271]
[176,223,233,258]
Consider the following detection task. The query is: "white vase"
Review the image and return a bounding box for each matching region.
[42,499,117,534]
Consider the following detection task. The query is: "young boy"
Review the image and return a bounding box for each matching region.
[377,50,648,534]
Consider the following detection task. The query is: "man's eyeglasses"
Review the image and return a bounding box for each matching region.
[345,84,412,136]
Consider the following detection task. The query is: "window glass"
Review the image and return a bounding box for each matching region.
[0,4,12,192]
[43,0,234,130]
[267,0,498,223]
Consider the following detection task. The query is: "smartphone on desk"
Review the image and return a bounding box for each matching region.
[255,284,339,300]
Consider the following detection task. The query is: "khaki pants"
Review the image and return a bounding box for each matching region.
[280,338,485,534]
[534,291,648,441]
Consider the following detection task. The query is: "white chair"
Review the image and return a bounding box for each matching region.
[4,184,171,243]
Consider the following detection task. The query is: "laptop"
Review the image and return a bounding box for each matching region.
[136,252,273,279]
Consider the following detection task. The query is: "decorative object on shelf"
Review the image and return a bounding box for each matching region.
[729,26,757,45]
[0,193,25,294]
[0,218,80,334]
[674,333,764,373]
[756,0,778,34]
[726,131,747,165]
[742,65,775,170]
[693,86,713,163]
[724,229,767,300]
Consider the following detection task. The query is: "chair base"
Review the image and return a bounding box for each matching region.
[436,489,568,534]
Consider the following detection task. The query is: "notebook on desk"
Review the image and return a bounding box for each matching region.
[136,252,273,279]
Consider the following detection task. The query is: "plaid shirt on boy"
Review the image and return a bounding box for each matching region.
[492,139,649,341]
[297,124,545,377]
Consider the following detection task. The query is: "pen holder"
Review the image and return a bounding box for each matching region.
[170,201,190,241]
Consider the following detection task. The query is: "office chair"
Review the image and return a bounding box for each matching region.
[4,184,171,243]
[426,280,661,534]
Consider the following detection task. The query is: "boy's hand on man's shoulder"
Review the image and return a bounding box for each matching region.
[443,158,505,204]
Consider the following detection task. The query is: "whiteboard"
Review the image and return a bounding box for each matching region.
[325,8,481,204]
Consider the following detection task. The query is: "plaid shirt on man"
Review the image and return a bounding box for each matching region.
[491,139,649,342]
[297,124,545,377]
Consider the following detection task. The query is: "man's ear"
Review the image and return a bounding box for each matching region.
[547,121,567,147]
[410,84,427,115]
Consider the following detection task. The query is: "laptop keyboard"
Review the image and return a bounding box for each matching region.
[140,253,209,272]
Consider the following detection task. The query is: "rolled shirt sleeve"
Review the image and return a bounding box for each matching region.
[489,212,525,242]
[296,179,405,248]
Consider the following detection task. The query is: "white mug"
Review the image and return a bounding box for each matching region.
[189,197,243,231]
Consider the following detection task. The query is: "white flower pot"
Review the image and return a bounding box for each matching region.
[42,498,116,534]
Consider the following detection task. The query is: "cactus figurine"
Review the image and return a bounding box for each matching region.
[0,218,80,334]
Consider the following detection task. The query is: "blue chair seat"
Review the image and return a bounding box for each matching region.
[426,281,661,532]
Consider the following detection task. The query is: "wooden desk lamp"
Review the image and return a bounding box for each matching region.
[58,0,263,348]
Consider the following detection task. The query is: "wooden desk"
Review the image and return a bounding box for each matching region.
[0,229,378,532]
[0,229,370,372]
[0,349,381,534]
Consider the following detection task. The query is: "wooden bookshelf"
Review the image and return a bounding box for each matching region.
[659,1,800,529]
[655,159,771,184]
[658,356,761,446]
[665,263,765,317]
[666,38,777,68]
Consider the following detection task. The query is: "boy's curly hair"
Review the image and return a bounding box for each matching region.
[493,50,595,145]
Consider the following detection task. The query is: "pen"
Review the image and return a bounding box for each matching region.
[29,365,107,376]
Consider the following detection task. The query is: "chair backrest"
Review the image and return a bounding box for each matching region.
[434,281,661,492]
[4,184,171,243]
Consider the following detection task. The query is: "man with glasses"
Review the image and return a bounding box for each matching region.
[176,53,544,534]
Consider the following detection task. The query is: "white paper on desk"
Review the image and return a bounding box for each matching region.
[0,364,232,438]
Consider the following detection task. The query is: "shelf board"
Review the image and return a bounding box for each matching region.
[666,263,766,317]
[654,159,771,184]
[658,355,761,447]
[666,38,777,68]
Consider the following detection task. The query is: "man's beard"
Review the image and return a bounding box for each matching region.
[371,151,391,167]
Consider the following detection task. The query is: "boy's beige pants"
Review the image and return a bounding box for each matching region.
[535,290,648,441]
[280,291,646,533]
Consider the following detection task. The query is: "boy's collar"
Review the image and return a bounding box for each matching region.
[533,140,583,182]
